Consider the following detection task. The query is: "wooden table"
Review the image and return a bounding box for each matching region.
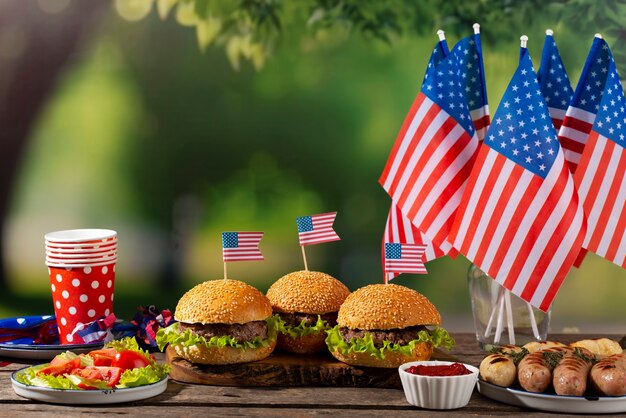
[0,333,620,417]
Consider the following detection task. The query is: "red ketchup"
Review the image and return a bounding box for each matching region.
[406,363,472,376]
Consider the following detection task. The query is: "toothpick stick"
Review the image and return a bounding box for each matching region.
[301,246,309,271]
[504,290,516,345]
[494,290,506,344]
[223,262,228,280]
[484,285,504,338]
[545,28,554,36]
[473,23,480,35]
[436,29,445,41]
[526,301,541,340]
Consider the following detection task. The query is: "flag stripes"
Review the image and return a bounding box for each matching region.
[383,243,428,274]
[297,212,340,246]
[380,94,477,249]
[222,232,264,262]
[574,131,626,267]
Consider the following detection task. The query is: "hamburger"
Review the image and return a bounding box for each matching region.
[156,279,278,364]
[266,270,350,354]
[325,283,455,368]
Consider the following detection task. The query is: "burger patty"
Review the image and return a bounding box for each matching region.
[339,325,429,348]
[178,321,268,343]
[278,312,338,328]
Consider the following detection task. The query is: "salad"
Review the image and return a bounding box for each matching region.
[14,337,170,390]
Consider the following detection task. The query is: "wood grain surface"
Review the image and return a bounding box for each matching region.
[165,345,457,388]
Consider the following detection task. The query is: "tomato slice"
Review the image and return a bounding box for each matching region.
[37,357,81,377]
[112,350,152,370]
[71,366,122,388]
[88,348,117,366]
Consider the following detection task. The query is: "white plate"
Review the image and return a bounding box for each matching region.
[11,369,167,404]
[478,379,626,414]
[0,342,103,360]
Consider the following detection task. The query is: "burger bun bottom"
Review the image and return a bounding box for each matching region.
[171,339,276,365]
[277,331,328,354]
[329,341,434,368]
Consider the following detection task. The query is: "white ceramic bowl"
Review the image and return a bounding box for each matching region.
[398,360,479,410]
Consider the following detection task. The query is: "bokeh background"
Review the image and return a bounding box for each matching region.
[1,0,624,334]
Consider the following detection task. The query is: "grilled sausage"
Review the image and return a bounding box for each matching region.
[518,347,569,393]
[590,353,626,396]
[480,354,517,387]
[553,348,595,396]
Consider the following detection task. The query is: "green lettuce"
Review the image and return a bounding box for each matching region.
[325,326,455,360]
[276,315,329,338]
[14,337,170,390]
[156,314,280,352]
[15,363,78,389]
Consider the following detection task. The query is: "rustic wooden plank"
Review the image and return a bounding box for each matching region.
[164,345,458,388]
[0,404,543,417]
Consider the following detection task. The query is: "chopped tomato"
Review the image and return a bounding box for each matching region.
[37,357,81,377]
[71,366,122,388]
[112,350,151,370]
[88,348,118,367]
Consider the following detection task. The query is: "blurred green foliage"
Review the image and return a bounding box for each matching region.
[5,1,625,331]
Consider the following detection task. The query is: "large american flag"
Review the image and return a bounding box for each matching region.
[452,30,490,141]
[383,243,427,275]
[296,212,340,246]
[379,48,479,251]
[382,203,447,282]
[558,35,611,172]
[573,57,626,268]
[449,48,586,312]
[381,38,455,282]
[537,31,574,132]
[222,232,264,262]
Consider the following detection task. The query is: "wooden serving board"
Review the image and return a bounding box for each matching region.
[165,346,456,388]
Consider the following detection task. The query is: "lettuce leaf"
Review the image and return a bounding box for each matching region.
[14,364,78,389]
[325,326,455,360]
[118,363,171,388]
[15,337,170,390]
[276,315,329,338]
[156,314,280,352]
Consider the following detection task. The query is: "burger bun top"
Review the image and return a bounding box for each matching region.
[175,279,272,324]
[338,283,440,330]
[266,270,350,314]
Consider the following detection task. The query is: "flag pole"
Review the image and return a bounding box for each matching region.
[301,246,309,271]
[484,285,504,339]
[545,28,553,36]
[223,262,228,280]
[473,23,480,35]
[436,29,445,41]
[494,291,506,344]
[504,290,516,345]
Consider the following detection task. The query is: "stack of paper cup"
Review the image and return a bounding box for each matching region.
[44,229,117,344]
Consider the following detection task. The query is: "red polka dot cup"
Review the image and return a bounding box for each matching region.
[48,263,116,344]
[44,229,117,345]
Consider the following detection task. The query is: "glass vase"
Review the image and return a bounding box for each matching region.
[467,264,551,349]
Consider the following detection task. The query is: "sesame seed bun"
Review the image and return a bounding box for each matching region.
[337,284,441,330]
[329,342,434,368]
[171,338,277,365]
[266,270,350,314]
[276,331,328,354]
[174,279,272,324]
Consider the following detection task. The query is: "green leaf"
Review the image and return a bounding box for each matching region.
[176,1,200,26]
[156,315,280,351]
[276,315,329,339]
[196,17,222,51]
[325,326,455,360]
[114,0,154,22]
[157,0,178,19]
